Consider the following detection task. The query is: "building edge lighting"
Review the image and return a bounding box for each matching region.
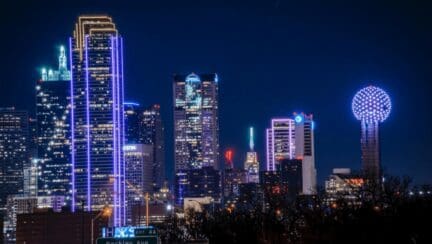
[111,35,118,226]
[120,37,126,226]
[85,35,92,211]
[69,37,76,212]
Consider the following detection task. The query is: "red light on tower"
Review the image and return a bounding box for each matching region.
[225,149,234,168]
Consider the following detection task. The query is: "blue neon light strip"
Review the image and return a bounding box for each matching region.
[115,36,121,225]
[111,36,118,226]
[120,37,126,226]
[85,35,91,210]
[124,102,140,106]
[111,36,126,226]
[69,37,76,212]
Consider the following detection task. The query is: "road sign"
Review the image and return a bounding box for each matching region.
[97,236,158,244]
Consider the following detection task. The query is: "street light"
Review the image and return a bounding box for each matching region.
[91,206,112,244]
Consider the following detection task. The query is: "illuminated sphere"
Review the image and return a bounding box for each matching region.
[352,85,391,124]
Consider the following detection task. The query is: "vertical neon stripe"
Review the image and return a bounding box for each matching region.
[120,37,126,226]
[271,120,275,171]
[111,36,118,226]
[69,37,76,212]
[115,36,121,226]
[266,128,270,171]
[85,35,91,210]
[289,120,293,159]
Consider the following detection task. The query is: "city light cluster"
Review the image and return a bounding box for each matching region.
[352,85,391,124]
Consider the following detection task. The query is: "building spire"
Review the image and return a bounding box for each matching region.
[249,127,254,151]
[58,45,67,71]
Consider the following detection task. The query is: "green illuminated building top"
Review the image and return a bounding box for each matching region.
[40,45,70,81]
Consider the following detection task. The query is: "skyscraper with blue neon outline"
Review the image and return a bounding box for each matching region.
[70,15,125,226]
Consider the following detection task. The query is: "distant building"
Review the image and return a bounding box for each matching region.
[152,183,173,203]
[131,202,172,225]
[4,195,66,243]
[36,46,71,199]
[325,168,364,205]
[237,183,264,212]
[28,117,38,161]
[266,118,295,171]
[224,149,234,169]
[124,102,142,144]
[4,195,37,243]
[124,144,153,225]
[0,108,29,212]
[293,113,317,195]
[222,168,247,205]
[280,159,303,200]
[36,196,66,212]
[260,171,285,195]
[244,127,259,183]
[173,73,219,171]
[124,103,165,191]
[265,113,316,195]
[175,167,221,205]
[0,214,3,244]
[23,158,38,197]
[16,209,108,244]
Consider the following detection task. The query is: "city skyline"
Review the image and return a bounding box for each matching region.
[0,1,431,185]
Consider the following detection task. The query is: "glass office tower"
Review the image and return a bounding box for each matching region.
[36,46,71,199]
[70,15,125,226]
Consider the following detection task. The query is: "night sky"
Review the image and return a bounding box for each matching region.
[1,1,431,185]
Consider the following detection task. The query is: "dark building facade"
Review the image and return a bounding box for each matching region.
[237,183,264,211]
[124,103,165,191]
[280,159,303,200]
[16,210,108,244]
[175,167,221,205]
[36,46,71,198]
[259,160,303,210]
[0,108,29,211]
[222,168,247,204]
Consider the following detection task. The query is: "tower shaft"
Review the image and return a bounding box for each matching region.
[361,121,381,179]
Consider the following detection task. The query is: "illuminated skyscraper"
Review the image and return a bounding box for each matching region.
[70,15,125,226]
[0,108,29,211]
[124,144,153,225]
[266,118,295,171]
[141,105,165,191]
[266,113,317,195]
[173,73,219,170]
[36,46,71,199]
[293,113,317,195]
[244,127,259,183]
[352,86,391,180]
[124,103,165,191]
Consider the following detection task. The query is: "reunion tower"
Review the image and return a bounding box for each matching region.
[352,86,391,180]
